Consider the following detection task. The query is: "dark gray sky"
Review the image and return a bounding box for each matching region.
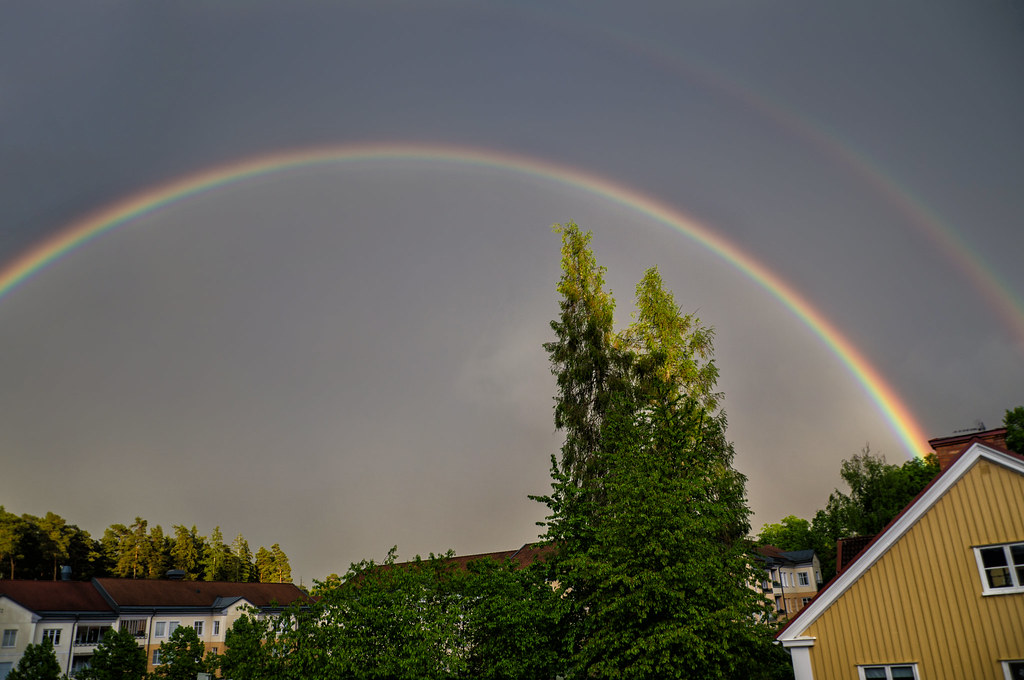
[2,1,1022,582]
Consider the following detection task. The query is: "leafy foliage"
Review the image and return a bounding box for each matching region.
[0,508,285,582]
[1005,406,1024,453]
[153,625,212,680]
[756,516,813,552]
[759,447,940,582]
[537,225,783,678]
[5,638,61,680]
[76,628,147,680]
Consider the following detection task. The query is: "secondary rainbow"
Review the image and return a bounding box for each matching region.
[0,142,930,457]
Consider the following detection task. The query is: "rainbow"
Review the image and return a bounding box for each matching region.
[0,142,930,457]
[600,30,1024,348]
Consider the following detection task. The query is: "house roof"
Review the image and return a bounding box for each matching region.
[776,441,1024,643]
[390,543,555,572]
[754,545,816,567]
[94,578,309,609]
[0,581,114,614]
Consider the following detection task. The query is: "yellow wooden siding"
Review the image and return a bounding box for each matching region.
[796,459,1024,679]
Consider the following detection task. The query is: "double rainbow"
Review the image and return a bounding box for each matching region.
[0,143,929,457]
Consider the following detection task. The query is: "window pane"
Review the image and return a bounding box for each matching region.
[863,668,887,679]
[981,547,1008,568]
[890,667,915,679]
[987,566,1012,588]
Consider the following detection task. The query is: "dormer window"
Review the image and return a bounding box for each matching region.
[974,542,1024,595]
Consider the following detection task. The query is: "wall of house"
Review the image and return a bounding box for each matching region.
[796,459,1024,679]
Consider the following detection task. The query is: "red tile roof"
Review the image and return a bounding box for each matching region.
[0,581,114,613]
[94,579,309,608]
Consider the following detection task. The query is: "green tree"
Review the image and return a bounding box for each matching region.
[542,222,619,485]
[313,550,471,679]
[217,610,289,680]
[229,533,254,582]
[808,447,940,581]
[6,638,61,680]
[76,628,147,680]
[0,506,27,579]
[537,230,782,679]
[1005,406,1024,453]
[118,518,153,579]
[461,556,568,680]
[254,546,274,583]
[37,512,72,581]
[147,525,171,579]
[757,516,814,551]
[153,625,210,680]
[169,525,204,580]
[202,526,229,581]
[269,544,291,583]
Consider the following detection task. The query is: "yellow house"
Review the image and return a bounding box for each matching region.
[776,441,1024,680]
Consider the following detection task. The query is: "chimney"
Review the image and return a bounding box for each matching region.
[927,427,1008,471]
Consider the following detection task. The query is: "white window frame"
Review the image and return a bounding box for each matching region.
[857,664,919,680]
[154,621,166,637]
[152,649,161,665]
[212,620,220,636]
[1003,659,1024,680]
[798,571,810,586]
[42,629,61,646]
[1,629,16,647]
[193,621,204,636]
[168,621,180,635]
[974,541,1024,595]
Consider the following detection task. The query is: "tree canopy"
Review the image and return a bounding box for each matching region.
[1005,406,1024,454]
[76,628,148,680]
[536,223,782,679]
[5,638,61,680]
[758,446,940,581]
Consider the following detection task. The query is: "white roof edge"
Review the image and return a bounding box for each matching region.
[780,637,816,648]
[777,442,1022,641]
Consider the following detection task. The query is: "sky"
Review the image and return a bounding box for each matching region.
[1,1,1022,583]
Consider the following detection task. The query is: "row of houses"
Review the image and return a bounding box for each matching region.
[0,577,307,677]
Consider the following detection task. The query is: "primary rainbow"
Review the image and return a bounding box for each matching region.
[0,142,929,457]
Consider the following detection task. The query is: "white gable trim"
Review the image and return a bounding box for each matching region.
[778,443,1024,641]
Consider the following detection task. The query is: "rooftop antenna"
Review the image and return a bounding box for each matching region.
[952,420,986,435]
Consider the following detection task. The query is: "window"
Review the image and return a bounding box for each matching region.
[798,572,810,586]
[0,662,12,679]
[42,629,61,645]
[74,626,110,645]
[119,619,146,638]
[213,621,220,636]
[801,597,812,607]
[211,647,218,655]
[975,542,1024,594]
[152,649,161,665]
[168,621,180,634]
[193,621,204,636]
[2,630,16,647]
[154,622,166,637]
[859,664,918,680]
[1004,660,1024,680]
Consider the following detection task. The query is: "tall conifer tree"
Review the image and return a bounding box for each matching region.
[538,227,782,679]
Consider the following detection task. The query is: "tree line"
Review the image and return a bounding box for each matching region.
[0,510,291,583]
[757,406,1024,582]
